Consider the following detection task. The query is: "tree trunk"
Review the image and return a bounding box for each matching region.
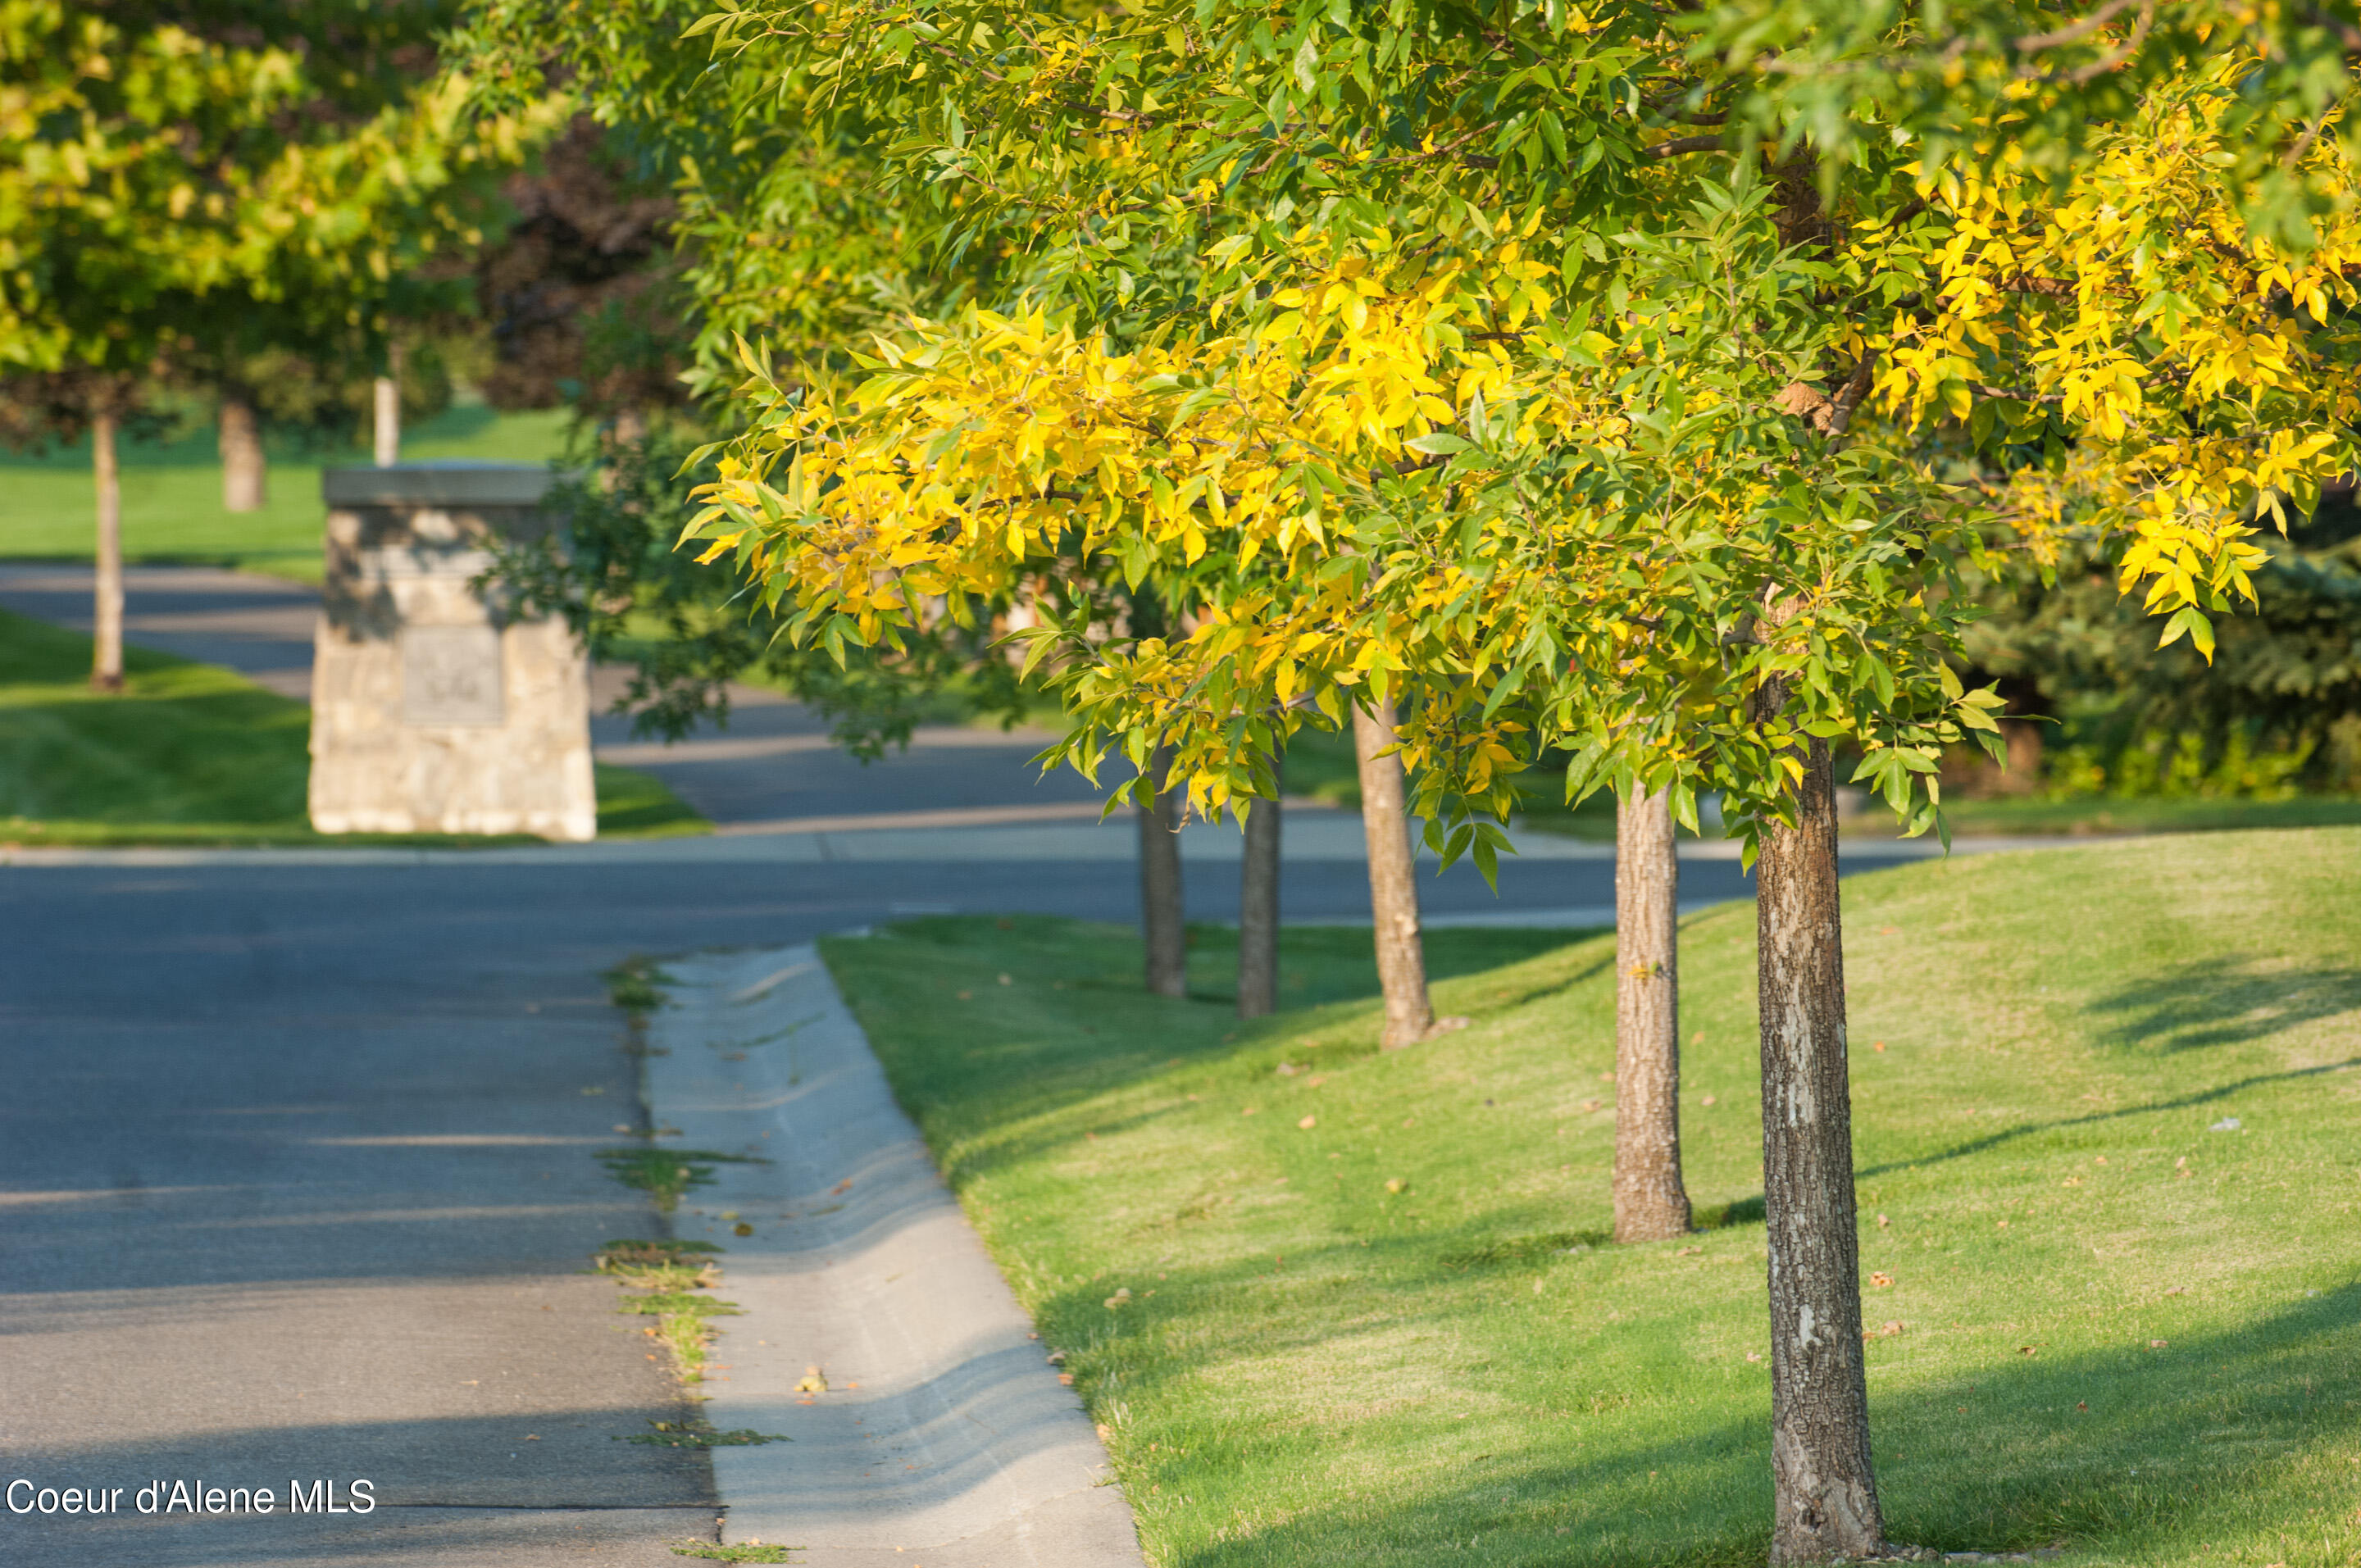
[90,410,124,693]
[1138,752,1188,998]
[1757,718,1886,1562]
[1353,696,1432,1048]
[219,392,266,512]
[1614,786,1690,1243]
[1237,752,1281,1020]
[372,375,401,467]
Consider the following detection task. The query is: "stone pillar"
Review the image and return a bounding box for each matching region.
[308,463,595,842]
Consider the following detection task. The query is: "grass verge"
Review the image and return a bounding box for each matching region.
[821,831,2361,1568]
[0,608,707,845]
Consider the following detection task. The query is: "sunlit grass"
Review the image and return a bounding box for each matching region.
[822,832,2361,1567]
[0,402,571,584]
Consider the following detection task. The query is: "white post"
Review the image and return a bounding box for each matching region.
[372,377,400,467]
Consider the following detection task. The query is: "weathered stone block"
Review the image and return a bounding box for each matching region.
[307,462,594,841]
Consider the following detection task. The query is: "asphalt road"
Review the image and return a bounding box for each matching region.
[0,839,1736,1564]
[0,561,1854,1563]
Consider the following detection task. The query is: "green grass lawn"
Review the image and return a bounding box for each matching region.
[0,402,571,584]
[0,609,705,845]
[821,832,2361,1568]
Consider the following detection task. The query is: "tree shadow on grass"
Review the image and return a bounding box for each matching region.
[1855,1056,2361,1183]
[2082,953,2361,1053]
[1050,1228,2361,1568]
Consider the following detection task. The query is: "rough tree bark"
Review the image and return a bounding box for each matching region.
[90,408,124,693]
[1138,751,1188,998]
[1613,786,1690,1243]
[218,392,266,512]
[1756,693,1886,1562]
[1353,695,1433,1048]
[372,374,401,467]
[1236,750,1281,1019]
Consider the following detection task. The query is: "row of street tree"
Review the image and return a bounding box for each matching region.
[580,0,2355,1557]
[11,2,2360,1558]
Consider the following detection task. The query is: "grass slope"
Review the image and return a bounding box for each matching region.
[0,609,705,845]
[0,403,570,584]
[821,833,2361,1568]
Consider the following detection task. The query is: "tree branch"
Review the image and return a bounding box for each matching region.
[1643,134,1725,161]
[2012,0,2140,52]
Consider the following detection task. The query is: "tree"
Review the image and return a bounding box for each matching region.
[1958,512,2361,796]
[0,3,541,683]
[1613,787,1690,1242]
[1235,742,1283,1020]
[1353,696,1435,1048]
[469,113,692,435]
[453,0,1274,991]
[685,8,2361,1563]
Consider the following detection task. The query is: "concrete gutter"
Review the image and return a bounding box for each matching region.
[644,945,1147,1567]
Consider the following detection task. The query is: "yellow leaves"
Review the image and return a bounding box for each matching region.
[1868,51,2361,646]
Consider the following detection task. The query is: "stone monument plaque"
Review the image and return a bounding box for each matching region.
[400,626,505,726]
[307,462,595,841]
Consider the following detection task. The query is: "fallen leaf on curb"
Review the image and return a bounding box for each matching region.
[1298,1115,1317,1130]
[1870,1273,1895,1288]
[794,1366,827,1393]
[1095,1423,1113,1442]
[734,1223,754,1237]
[831,1179,853,1195]
[1058,1372,1075,1385]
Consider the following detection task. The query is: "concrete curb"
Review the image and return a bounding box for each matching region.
[644,946,1148,1567]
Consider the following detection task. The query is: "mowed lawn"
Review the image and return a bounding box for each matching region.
[0,610,703,844]
[820,832,2361,1568]
[0,402,569,584]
